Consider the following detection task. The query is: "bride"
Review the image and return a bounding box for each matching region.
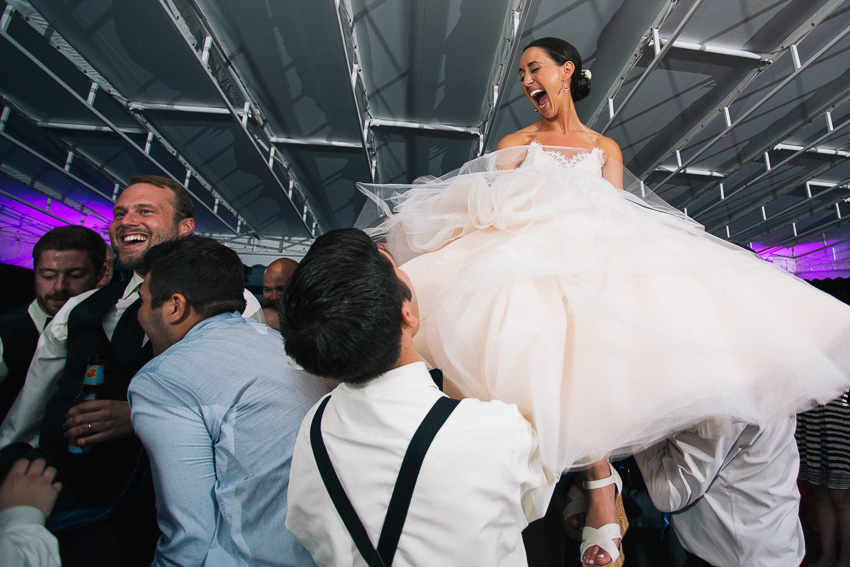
[360,38,850,566]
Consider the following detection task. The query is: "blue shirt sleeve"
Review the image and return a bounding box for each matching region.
[129,370,220,567]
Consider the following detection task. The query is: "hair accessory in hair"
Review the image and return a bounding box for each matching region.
[581,69,592,80]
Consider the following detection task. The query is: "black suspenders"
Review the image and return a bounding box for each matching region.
[310,395,460,567]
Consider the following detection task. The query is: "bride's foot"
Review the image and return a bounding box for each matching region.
[562,482,586,540]
[579,462,627,567]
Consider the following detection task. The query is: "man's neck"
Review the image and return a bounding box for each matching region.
[393,334,420,369]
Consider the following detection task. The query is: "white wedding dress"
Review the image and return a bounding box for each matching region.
[359,143,850,474]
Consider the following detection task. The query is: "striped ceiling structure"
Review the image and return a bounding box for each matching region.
[1,0,849,276]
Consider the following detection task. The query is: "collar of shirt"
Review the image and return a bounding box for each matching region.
[339,361,439,399]
[27,300,51,335]
[123,272,145,301]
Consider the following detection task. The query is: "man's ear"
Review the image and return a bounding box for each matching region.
[165,293,193,324]
[400,300,419,331]
[177,218,195,239]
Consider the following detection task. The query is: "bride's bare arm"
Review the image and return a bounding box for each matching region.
[598,136,624,190]
[494,132,531,170]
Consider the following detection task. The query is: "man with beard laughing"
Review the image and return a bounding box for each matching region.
[0,175,261,567]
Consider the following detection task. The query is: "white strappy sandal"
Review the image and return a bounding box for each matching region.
[578,462,628,567]
[562,482,586,540]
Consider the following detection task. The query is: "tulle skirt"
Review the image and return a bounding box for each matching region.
[358,146,850,473]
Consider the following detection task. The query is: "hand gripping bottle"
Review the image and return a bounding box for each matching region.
[68,354,105,454]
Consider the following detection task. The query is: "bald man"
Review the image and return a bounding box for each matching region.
[262,257,298,302]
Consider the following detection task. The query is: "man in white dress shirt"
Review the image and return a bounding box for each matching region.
[279,228,556,567]
[0,226,106,424]
[634,417,804,567]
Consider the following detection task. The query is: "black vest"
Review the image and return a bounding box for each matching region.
[0,305,40,423]
[40,280,153,508]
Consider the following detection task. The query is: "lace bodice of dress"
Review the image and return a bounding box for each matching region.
[522,141,605,175]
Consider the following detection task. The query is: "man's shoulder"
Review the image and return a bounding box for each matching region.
[49,285,111,328]
[453,396,530,430]
[0,304,34,333]
[136,315,294,384]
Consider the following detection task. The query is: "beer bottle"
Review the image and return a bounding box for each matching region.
[68,354,105,454]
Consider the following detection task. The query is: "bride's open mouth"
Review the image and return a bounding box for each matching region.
[529,88,550,111]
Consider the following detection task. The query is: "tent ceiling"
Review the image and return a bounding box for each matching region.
[1,0,849,271]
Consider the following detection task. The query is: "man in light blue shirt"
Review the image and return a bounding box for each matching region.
[128,235,332,567]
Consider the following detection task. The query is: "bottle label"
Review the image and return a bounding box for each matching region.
[83,365,104,386]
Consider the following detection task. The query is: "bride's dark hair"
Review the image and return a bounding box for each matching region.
[524,37,591,103]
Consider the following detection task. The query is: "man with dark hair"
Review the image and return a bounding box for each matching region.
[0,225,106,423]
[0,175,261,567]
[129,236,330,567]
[280,228,555,567]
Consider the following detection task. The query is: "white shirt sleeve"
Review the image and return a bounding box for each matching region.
[516,415,558,522]
[0,293,88,449]
[633,424,746,513]
[0,506,61,567]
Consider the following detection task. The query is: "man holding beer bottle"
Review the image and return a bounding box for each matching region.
[0,176,260,567]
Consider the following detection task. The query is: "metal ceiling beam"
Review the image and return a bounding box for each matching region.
[731,176,850,243]
[370,118,480,135]
[586,0,678,129]
[0,212,52,240]
[699,111,850,222]
[477,0,531,156]
[270,136,362,149]
[653,6,850,188]
[760,212,850,254]
[676,84,850,218]
[0,185,82,227]
[1,5,249,236]
[654,165,723,178]
[599,0,707,135]
[660,39,762,60]
[36,121,147,135]
[218,234,313,258]
[127,102,231,115]
[773,143,850,158]
[707,155,848,236]
[332,0,378,182]
[0,107,111,223]
[783,236,850,261]
[159,0,320,237]
[0,203,54,232]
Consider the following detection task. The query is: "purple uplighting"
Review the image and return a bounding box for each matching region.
[0,175,112,268]
[754,239,850,280]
